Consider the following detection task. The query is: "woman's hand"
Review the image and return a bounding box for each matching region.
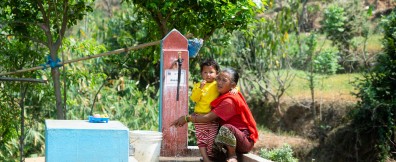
[170,115,187,127]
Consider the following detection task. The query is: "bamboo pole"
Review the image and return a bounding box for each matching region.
[0,33,194,77]
[0,39,161,76]
[0,77,48,83]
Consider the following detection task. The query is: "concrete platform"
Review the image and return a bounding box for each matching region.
[26,146,271,162]
[159,153,271,162]
[25,157,45,162]
[160,156,201,162]
[26,154,271,162]
[160,146,271,162]
[26,153,270,162]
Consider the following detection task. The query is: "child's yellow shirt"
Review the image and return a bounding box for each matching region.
[190,81,220,114]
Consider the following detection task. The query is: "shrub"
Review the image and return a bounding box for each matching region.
[259,144,298,162]
[320,3,354,72]
[313,47,341,74]
[351,10,396,161]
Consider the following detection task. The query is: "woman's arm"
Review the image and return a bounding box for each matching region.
[170,111,219,127]
[193,111,218,123]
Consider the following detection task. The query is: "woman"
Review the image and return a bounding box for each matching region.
[171,68,258,162]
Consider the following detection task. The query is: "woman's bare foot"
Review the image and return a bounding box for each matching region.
[226,155,237,162]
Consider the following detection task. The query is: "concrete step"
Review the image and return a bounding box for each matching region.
[143,139,271,161]
[160,156,201,162]
[26,154,270,162]
[160,153,271,162]
[25,146,270,162]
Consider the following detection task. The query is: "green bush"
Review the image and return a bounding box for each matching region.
[351,10,396,161]
[313,47,341,74]
[259,144,298,162]
[287,33,311,70]
[321,4,348,42]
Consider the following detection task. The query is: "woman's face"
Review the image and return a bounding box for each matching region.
[216,72,236,94]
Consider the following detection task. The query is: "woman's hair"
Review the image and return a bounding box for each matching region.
[222,68,239,84]
[200,58,220,73]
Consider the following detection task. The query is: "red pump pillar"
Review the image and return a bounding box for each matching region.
[159,29,189,156]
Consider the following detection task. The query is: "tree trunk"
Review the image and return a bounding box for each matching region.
[275,98,283,117]
[51,67,64,119]
[310,70,316,124]
[19,85,27,162]
[50,44,64,119]
[299,0,309,33]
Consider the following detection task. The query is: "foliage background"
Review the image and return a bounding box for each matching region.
[0,0,395,161]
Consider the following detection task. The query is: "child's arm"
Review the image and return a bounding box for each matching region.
[229,86,240,95]
[190,82,204,102]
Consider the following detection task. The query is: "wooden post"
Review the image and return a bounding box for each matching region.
[159,29,189,156]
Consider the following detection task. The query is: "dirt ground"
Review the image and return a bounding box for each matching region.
[249,89,396,162]
[249,95,356,161]
[252,130,316,155]
[250,1,396,160]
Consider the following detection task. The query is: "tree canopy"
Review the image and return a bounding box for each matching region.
[1,0,94,119]
[124,0,264,39]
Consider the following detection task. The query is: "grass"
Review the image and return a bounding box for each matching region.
[278,32,383,101]
[282,70,362,102]
[309,33,383,55]
[364,34,383,53]
[254,71,365,161]
[286,33,381,102]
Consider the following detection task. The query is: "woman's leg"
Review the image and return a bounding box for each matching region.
[214,124,254,160]
[221,124,254,153]
[225,145,238,162]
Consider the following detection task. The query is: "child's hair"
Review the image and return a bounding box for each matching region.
[200,58,220,73]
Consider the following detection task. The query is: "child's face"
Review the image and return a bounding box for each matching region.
[201,65,217,83]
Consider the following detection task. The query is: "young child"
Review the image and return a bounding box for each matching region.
[190,58,237,162]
